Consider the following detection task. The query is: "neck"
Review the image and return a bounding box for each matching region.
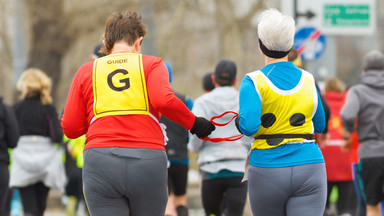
[264,55,288,66]
[110,42,137,54]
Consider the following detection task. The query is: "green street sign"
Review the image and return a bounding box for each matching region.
[282,0,376,35]
[324,5,370,27]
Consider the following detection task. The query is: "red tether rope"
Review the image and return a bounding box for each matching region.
[201,111,244,143]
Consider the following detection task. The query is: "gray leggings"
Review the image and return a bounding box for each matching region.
[248,163,327,216]
[83,147,168,216]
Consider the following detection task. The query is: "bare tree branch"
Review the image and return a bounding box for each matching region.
[236,0,266,34]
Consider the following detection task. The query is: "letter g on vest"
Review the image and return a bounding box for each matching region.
[107,69,130,91]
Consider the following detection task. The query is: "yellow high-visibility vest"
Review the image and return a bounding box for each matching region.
[247,69,317,150]
[92,53,149,119]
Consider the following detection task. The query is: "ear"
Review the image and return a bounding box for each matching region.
[102,39,111,54]
[134,37,143,53]
[232,77,238,86]
[211,74,219,87]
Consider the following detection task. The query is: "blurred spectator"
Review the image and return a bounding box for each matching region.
[202,72,215,93]
[341,50,384,216]
[188,59,251,216]
[63,135,87,216]
[0,98,20,215]
[342,87,366,216]
[10,68,65,216]
[287,48,303,68]
[161,62,193,216]
[321,77,356,216]
[89,42,106,61]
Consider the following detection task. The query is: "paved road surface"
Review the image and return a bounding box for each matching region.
[45,208,206,216]
[40,169,252,216]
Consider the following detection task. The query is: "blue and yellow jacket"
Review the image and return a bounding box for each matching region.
[238,61,326,168]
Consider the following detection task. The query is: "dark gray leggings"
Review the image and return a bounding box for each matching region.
[83,147,168,216]
[248,163,327,216]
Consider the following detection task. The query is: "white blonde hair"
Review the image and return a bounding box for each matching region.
[258,8,295,52]
[16,68,53,105]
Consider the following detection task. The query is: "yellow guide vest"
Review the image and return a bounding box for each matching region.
[93,53,149,118]
[247,69,317,150]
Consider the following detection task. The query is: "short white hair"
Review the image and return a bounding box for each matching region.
[258,8,295,52]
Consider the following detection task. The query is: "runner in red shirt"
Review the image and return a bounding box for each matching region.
[321,78,356,215]
[61,11,215,216]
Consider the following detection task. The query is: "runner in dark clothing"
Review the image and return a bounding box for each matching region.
[161,62,193,216]
[341,50,384,216]
[0,98,19,215]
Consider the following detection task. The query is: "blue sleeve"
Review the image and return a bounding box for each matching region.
[186,97,193,111]
[312,89,326,133]
[238,76,261,136]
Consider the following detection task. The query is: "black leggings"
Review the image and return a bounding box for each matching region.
[326,181,357,215]
[0,164,9,216]
[18,182,50,216]
[168,163,188,196]
[201,176,247,216]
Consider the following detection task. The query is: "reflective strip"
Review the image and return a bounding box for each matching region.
[148,112,159,124]
[149,113,168,145]
[90,116,96,125]
[326,139,344,146]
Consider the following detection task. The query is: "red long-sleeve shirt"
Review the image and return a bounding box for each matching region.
[61,55,195,150]
[321,91,352,181]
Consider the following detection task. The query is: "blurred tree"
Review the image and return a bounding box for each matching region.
[24,0,69,98]
[215,0,265,60]
[23,0,138,105]
[3,0,380,108]
[5,0,272,106]
[154,0,269,98]
[0,0,14,103]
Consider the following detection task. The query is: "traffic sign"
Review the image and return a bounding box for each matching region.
[281,0,376,35]
[294,27,326,62]
[323,5,370,27]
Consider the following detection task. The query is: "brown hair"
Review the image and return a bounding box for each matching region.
[16,68,53,105]
[288,49,298,62]
[102,11,147,53]
[324,77,343,93]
